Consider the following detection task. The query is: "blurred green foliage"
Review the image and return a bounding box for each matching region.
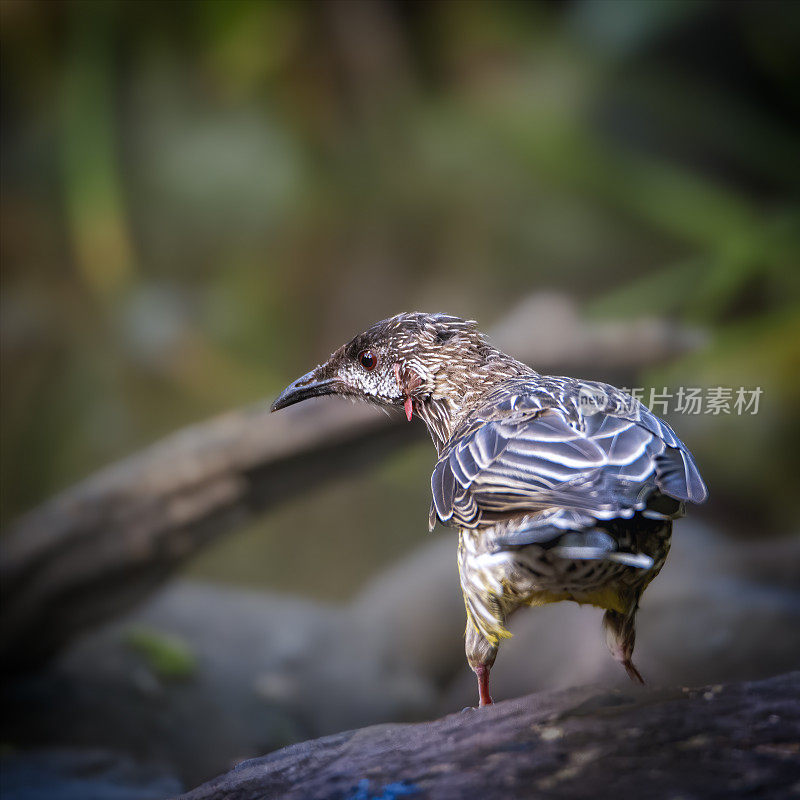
[125,625,198,681]
[2,1,798,593]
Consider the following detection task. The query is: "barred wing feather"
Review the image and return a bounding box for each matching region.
[431,406,707,531]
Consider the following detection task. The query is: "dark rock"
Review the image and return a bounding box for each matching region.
[1,580,440,788]
[179,672,800,800]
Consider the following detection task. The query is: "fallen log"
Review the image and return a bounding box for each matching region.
[178,671,800,800]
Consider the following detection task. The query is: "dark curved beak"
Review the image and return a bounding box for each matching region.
[270,367,343,412]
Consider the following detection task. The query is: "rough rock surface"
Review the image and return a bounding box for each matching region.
[179,672,800,800]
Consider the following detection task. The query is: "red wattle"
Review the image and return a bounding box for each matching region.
[404,397,413,422]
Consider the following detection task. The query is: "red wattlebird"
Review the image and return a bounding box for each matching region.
[272,313,708,706]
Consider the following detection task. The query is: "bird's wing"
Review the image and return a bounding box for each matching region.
[430,403,707,531]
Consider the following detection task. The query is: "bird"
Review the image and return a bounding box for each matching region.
[271,312,708,706]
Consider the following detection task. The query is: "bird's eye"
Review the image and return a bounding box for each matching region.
[358,350,378,371]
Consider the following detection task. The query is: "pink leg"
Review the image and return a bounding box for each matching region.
[604,609,645,685]
[475,664,493,706]
[623,659,645,685]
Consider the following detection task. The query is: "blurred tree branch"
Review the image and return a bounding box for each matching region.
[0,294,704,672]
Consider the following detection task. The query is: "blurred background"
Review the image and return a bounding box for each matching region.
[1,0,799,797]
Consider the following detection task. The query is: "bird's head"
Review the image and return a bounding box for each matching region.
[271,313,501,429]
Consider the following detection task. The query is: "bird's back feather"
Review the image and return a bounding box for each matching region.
[431,376,707,535]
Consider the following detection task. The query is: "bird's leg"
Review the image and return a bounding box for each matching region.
[474,664,493,706]
[603,607,645,684]
[465,623,498,707]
